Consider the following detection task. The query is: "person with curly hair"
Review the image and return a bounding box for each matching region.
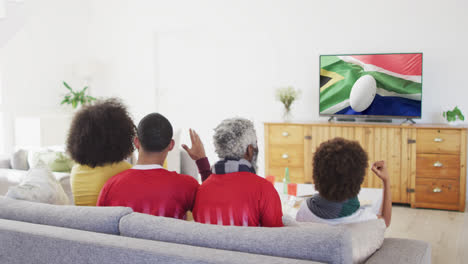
[193,118,283,227]
[67,98,136,206]
[97,113,211,219]
[296,137,392,227]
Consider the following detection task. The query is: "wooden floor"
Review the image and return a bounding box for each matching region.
[386,205,468,264]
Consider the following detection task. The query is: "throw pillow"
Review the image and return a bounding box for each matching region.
[48,152,74,172]
[6,166,70,205]
[27,149,54,169]
[10,149,29,170]
[28,149,74,172]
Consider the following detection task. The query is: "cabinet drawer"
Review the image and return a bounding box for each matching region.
[269,146,304,167]
[416,178,459,205]
[268,167,306,183]
[269,125,304,145]
[417,129,460,154]
[416,154,460,180]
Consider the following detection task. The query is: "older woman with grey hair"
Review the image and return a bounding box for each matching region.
[193,118,283,227]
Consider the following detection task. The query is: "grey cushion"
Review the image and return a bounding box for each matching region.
[0,155,11,169]
[120,212,352,264]
[0,219,318,264]
[0,196,132,235]
[366,238,431,264]
[10,149,29,170]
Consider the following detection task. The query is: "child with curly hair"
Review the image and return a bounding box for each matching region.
[296,137,392,227]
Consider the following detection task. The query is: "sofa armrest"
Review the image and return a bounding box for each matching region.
[365,238,431,264]
[0,155,12,169]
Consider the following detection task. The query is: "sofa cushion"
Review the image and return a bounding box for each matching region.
[120,212,352,264]
[10,149,29,170]
[28,149,74,172]
[0,219,318,264]
[365,238,431,264]
[290,218,386,263]
[6,167,70,205]
[0,169,25,195]
[0,154,12,169]
[0,196,132,235]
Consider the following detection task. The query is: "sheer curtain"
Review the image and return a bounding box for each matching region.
[0,62,4,154]
[0,0,5,19]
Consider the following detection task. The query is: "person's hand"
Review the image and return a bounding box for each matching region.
[371,160,389,183]
[182,129,206,161]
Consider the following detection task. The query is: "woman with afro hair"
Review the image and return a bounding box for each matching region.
[67,98,136,206]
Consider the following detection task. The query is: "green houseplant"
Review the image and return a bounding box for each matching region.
[60,81,96,109]
[443,106,465,124]
[276,86,301,122]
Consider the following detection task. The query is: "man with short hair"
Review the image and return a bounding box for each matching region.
[97,113,210,220]
[193,118,283,227]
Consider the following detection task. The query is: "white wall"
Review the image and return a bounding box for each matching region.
[3,0,467,199]
[87,0,468,201]
[0,0,90,153]
[87,0,468,170]
[87,0,157,122]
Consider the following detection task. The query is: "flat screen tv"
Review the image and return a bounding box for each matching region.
[319,53,423,119]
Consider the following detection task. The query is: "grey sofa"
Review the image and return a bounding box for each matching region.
[0,197,430,264]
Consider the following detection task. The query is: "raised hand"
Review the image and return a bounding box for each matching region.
[182,129,206,161]
[372,160,392,227]
[371,160,389,183]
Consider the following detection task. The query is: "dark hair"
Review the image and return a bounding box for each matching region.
[66,98,136,168]
[137,113,173,152]
[313,137,368,202]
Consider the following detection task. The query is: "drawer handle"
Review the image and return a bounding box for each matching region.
[282,132,289,137]
[433,187,442,193]
[433,161,443,167]
[434,137,443,142]
[282,153,289,159]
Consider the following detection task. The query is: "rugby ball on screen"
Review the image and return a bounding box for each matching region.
[349,75,377,112]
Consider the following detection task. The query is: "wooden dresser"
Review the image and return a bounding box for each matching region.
[264,122,467,211]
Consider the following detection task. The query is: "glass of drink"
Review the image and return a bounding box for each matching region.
[266,175,275,185]
[287,183,297,196]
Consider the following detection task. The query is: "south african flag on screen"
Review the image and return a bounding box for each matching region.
[320,53,422,117]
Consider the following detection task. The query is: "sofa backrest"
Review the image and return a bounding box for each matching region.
[0,218,318,264]
[119,212,353,264]
[0,196,132,235]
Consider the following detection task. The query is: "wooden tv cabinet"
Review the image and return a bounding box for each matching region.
[264,122,467,211]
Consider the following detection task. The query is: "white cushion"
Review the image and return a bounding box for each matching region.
[5,166,70,205]
[10,149,29,170]
[26,147,74,172]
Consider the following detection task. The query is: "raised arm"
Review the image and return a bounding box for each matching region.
[372,160,392,227]
[182,129,212,181]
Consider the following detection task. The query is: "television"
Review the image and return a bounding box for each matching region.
[319,53,423,120]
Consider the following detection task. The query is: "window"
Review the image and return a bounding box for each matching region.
[0,62,4,153]
[0,0,5,19]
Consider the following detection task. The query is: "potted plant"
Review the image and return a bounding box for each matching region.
[276,86,300,122]
[443,106,465,125]
[60,81,96,109]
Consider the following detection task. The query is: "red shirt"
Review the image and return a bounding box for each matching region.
[97,168,199,219]
[193,172,283,227]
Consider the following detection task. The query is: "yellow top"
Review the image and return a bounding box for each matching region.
[70,161,132,206]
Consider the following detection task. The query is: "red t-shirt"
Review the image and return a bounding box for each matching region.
[193,172,283,227]
[97,168,199,219]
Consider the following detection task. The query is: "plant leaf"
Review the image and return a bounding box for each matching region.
[63,81,73,92]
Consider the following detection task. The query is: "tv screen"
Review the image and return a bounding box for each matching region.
[319,53,423,118]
